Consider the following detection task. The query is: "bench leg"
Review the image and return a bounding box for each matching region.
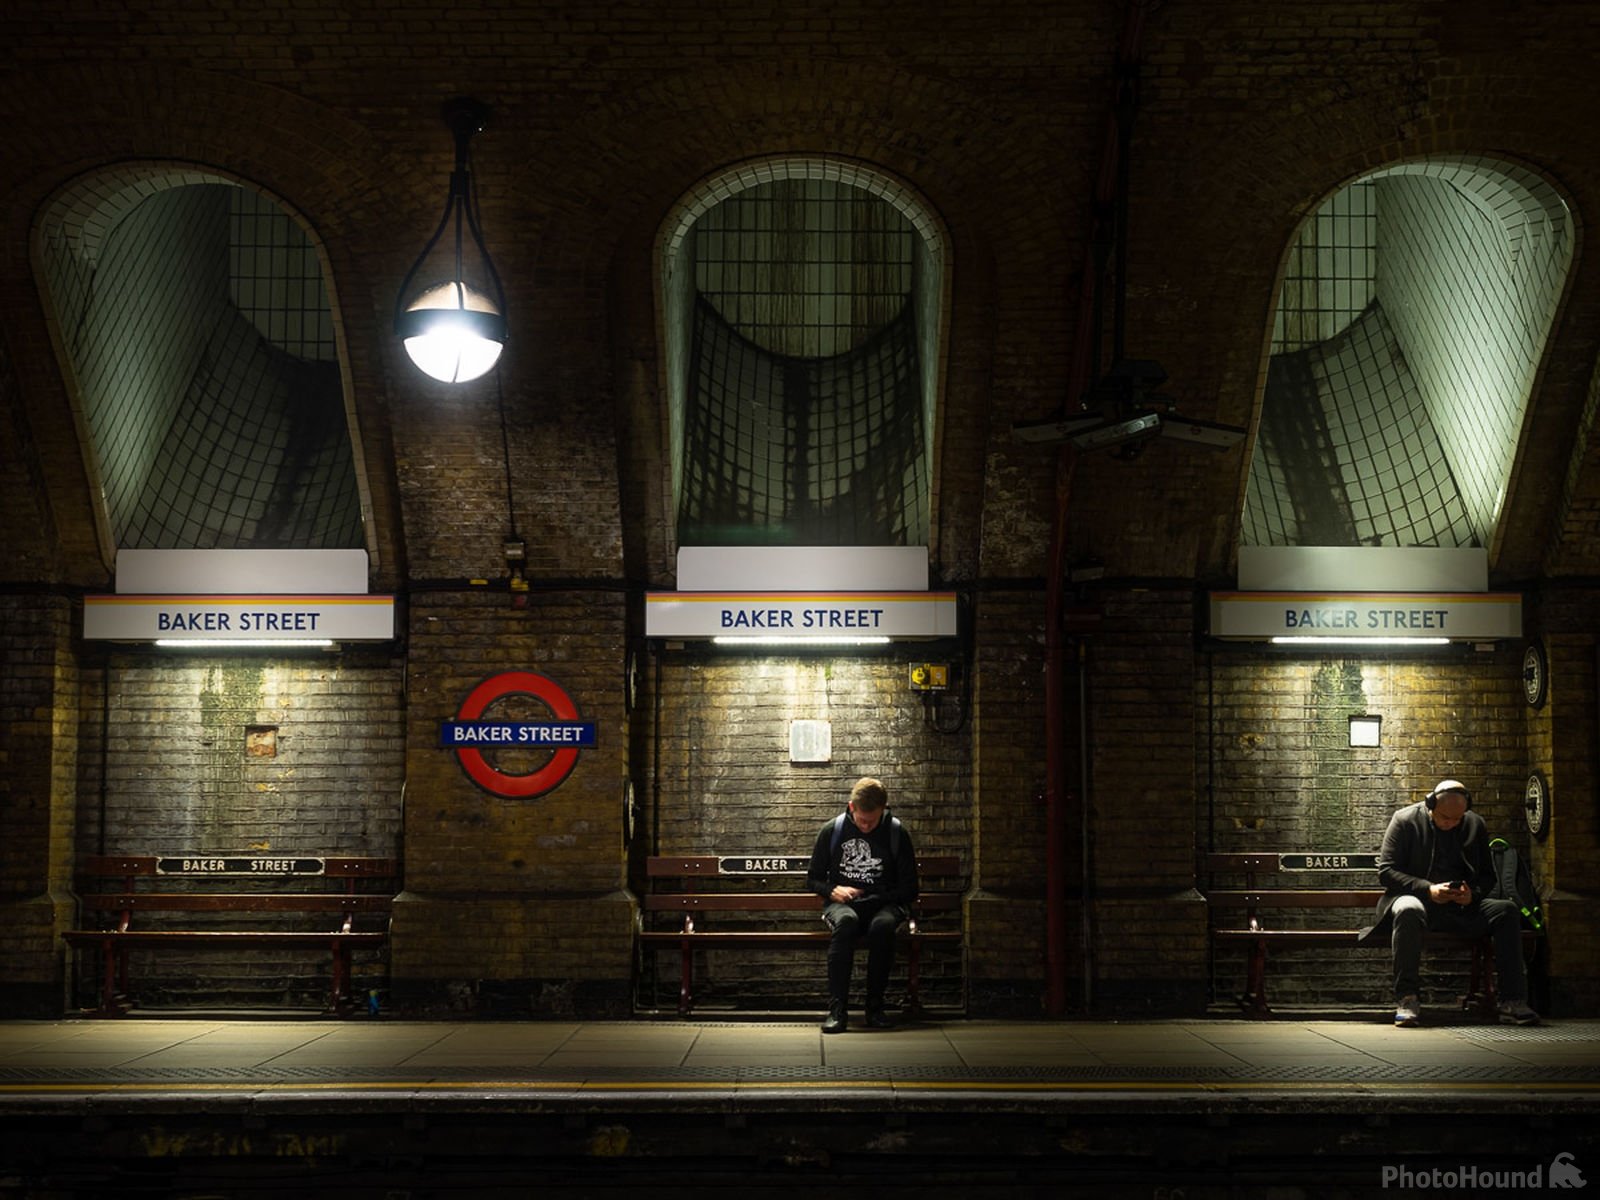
[1462,938,1499,1018]
[1238,938,1272,1018]
[98,938,124,1015]
[905,938,922,1016]
[330,940,351,1013]
[677,938,694,1016]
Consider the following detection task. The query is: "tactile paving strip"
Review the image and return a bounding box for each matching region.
[1451,1025,1600,1043]
[2,1061,1598,1086]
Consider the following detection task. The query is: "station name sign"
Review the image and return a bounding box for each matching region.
[84,594,396,642]
[156,856,325,875]
[718,856,809,874]
[439,721,597,748]
[1279,853,1377,871]
[646,592,958,640]
[1208,592,1522,641]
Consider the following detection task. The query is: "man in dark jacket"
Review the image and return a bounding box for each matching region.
[1369,779,1537,1027]
[806,777,919,1033]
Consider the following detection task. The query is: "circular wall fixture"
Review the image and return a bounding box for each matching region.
[1522,640,1548,709]
[1524,769,1550,841]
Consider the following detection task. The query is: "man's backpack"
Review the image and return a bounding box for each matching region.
[830,810,904,860]
[1487,837,1545,933]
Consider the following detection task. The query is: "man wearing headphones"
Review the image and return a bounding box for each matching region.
[1370,779,1538,1027]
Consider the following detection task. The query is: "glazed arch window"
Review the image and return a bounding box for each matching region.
[34,165,371,560]
[1244,156,1574,552]
[659,158,948,549]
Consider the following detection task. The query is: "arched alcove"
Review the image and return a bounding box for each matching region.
[34,164,371,559]
[657,157,949,549]
[1244,155,1574,550]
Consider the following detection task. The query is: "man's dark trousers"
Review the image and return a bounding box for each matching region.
[823,898,900,1007]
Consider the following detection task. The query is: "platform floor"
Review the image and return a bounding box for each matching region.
[3,1013,1599,1197]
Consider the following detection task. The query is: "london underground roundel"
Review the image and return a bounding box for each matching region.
[442,671,596,799]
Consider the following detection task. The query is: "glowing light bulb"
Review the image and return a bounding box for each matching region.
[398,282,505,382]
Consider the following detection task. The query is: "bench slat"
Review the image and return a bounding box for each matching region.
[642,892,961,913]
[638,929,962,945]
[80,894,393,914]
[63,931,389,946]
[81,855,397,878]
[647,855,962,877]
[1207,890,1382,908]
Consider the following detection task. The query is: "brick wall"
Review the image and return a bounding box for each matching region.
[62,646,405,1009]
[393,586,633,1016]
[0,595,78,1015]
[2,2,1600,1020]
[1197,643,1538,1010]
[637,643,971,1012]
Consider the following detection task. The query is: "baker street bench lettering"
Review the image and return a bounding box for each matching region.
[160,857,326,875]
[719,857,809,874]
[1278,853,1378,872]
[639,853,964,1016]
[63,854,397,1015]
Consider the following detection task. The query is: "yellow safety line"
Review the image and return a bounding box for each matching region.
[2,1079,1598,1095]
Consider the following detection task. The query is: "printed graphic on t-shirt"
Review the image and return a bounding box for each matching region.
[840,837,882,885]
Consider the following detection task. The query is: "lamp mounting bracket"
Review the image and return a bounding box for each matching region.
[441,97,491,145]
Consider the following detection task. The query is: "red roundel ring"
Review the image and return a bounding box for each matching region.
[453,671,582,799]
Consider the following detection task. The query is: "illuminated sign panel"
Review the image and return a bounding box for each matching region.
[645,592,958,640]
[1208,592,1522,641]
[83,594,396,642]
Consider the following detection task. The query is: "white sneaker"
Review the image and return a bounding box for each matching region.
[1394,995,1421,1026]
[1497,999,1540,1026]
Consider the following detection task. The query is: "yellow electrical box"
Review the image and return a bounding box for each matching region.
[910,663,950,691]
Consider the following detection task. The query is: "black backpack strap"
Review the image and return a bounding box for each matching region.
[829,811,848,856]
[831,811,901,858]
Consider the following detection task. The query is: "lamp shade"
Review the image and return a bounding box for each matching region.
[394,98,507,384]
[396,281,506,383]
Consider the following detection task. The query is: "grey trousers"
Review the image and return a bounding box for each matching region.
[1390,893,1527,1003]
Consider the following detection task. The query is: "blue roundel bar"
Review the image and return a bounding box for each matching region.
[440,721,597,748]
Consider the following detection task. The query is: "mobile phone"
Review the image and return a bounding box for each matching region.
[1447,880,1465,890]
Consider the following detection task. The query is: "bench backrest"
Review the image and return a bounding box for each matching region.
[647,854,962,880]
[76,855,399,927]
[1200,851,1383,926]
[644,854,964,918]
[82,855,398,880]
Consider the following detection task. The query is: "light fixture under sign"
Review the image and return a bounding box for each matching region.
[156,639,336,650]
[1270,636,1450,647]
[712,636,892,647]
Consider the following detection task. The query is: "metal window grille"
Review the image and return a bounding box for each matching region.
[1273,182,1376,353]
[679,178,928,545]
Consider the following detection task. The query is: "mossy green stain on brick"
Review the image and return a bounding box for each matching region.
[199,662,265,809]
[1307,658,1366,845]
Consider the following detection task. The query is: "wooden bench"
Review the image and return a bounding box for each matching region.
[63,853,398,1016]
[638,853,964,1016]
[1202,851,1538,1018]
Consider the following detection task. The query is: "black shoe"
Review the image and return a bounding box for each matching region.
[865,1007,896,1030]
[822,1004,848,1034]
